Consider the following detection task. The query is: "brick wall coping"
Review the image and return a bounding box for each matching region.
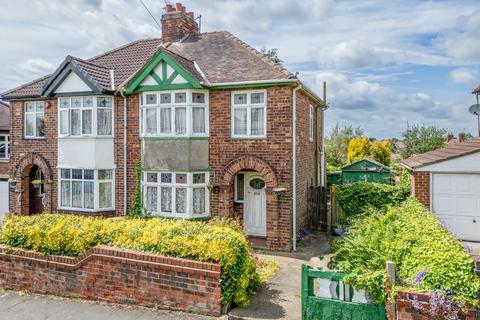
[0,244,221,277]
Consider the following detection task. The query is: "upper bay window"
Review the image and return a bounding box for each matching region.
[58,96,113,137]
[141,90,208,137]
[25,101,45,139]
[231,90,267,138]
[0,135,10,159]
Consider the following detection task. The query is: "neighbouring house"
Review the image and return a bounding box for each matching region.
[0,101,10,219]
[327,158,391,186]
[401,138,480,242]
[0,3,325,250]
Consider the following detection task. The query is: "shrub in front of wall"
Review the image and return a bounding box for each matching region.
[0,214,260,308]
[334,182,409,219]
[330,198,480,307]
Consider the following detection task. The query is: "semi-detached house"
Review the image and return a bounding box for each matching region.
[1,3,325,250]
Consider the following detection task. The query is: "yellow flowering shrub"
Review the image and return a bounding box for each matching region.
[0,214,260,307]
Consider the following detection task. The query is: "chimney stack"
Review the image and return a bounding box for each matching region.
[459,132,466,143]
[447,133,454,142]
[161,2,199,43]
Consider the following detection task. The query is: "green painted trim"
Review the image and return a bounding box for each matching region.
[141,136,209,141]
[167,70,179,83]
[126,49,203,94]
[150,71,162,85]
[209,81,297,90]
[141,167,211,172]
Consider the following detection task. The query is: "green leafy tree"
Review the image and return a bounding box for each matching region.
[260,47,282,64]
[347,137,372,163]
[325,124,363,172]
[371,140,391,166]
[401,125,447,159]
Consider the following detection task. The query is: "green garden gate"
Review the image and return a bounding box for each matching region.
[301,265,386,320]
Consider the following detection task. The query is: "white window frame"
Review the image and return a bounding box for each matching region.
[24,101,45,139]
[231,90,267,139]
[0,134,10,160]
[309,104,314,142]
[140,90,209,138]
[142,171,210,218]
[234,172,245,203]
[58,168,115,212]
[57,96,114,138]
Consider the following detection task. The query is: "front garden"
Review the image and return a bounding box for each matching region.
[329,182,480,319]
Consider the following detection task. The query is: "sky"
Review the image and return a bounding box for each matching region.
[0,0,479,139]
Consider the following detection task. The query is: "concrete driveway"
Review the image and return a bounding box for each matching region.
[228,232,332,320]
[0,291,216,320]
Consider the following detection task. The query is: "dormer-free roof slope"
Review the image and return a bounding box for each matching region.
[0,101,10,131]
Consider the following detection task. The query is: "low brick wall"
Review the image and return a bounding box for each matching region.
[393,291,476,320]
[0,245,223,316]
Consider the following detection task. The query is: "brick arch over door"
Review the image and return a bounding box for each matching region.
[13,153,54,215]
[220,155,278,188]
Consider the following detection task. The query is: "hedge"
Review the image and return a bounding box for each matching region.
[334,182,409,219]
[330,198,480,306]
[0,214,260,307]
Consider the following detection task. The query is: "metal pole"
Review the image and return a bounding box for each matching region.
[477,94,480,137]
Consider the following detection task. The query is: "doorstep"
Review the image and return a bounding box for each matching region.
[248,236,267,249]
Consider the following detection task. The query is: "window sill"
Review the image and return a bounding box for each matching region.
[57,207,115,213]
[58,136,114,140]
[24,137,46,140]
[146,213,211,221]
[141,136,209,141]
[0,159,9,162]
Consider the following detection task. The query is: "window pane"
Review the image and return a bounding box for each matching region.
[60,110,69,135]
[161,187,172,212]
[97,109,112,135]
[71,97,82,108]
[146,94,157,105]
[82,109,92,135]
[236,173,244,201]
[97,97,112,107]
[251,107,264,136]
[192,107,205,133]
[36,113,45,137]
[234,109,247,135]
[193,173,205,184]
[146,186,158,212]
[61,180,71,207]
[72,169,83,179]
[26,102,35,112]
[192,92,205,104]
[83,96,93,108]
[146,172,157,183]
[36,102,45,112]
[0,144,5,159]
[72,181,83,208]
[59,98,70,109]
[176,173,187,184]
[175,107,186,134]
[84,181,94,209]
[99,182,112,208]
[146,108,157,134]
[174,92,186,103]
[98,170,113,180]
[70,109,81,135]
[175,188,186,213]
[193,188,205,214]
[84,170,94,180]
[0,136,4,142]
[25,114,35,137]
[251,92,265,104]
[61,169,71,179]
[161,173,172,183]
[234,94,247,105]
[160,108,172,134]
[160,93,171,104]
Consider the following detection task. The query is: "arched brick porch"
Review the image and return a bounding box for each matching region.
[12,153,53,215]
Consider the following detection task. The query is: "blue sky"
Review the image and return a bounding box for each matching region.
[1,0,479,138]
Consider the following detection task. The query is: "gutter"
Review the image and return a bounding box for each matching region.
[120,90,128,215]
[292,85,302,251]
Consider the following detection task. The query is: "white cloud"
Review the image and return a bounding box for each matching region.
[450,68,477,84]
[16,58,54,77]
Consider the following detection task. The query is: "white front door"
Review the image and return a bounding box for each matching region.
[244,176,267,237]
[0,181,9,223]
[432,173,480,241]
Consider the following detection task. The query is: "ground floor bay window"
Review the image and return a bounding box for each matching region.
[58,168,114,212]
[142,172,209,218]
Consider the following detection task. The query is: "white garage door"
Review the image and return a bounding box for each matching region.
[432,173,480,242]
[0,181,8,223]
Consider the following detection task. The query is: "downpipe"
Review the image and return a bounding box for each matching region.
[120,91,127,215]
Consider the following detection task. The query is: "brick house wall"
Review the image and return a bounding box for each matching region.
[0,245,223,316]
[410,171,430,207]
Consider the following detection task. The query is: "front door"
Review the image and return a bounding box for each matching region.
[244,175,267,237]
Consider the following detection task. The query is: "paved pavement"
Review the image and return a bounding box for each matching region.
[228,232,332,320]
[0,291,217,320]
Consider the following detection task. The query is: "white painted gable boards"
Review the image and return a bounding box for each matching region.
[54,71,92,94]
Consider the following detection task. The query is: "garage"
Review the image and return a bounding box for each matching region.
[402,138,480,242]
[0,180,8,222]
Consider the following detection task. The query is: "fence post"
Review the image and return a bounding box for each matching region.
[301,264,310,320]
[386,261,396,320]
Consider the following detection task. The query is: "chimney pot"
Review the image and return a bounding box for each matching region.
[459,132,466,143]
[161,3,199,43]
[175,3,182,11]
[181,5,186,13]
[165,4,174,13]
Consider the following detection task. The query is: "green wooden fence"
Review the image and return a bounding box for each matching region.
[301,265,386,320]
